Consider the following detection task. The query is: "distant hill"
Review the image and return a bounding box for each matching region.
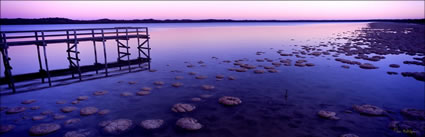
[0,17,424,25]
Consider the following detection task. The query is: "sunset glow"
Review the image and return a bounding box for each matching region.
[1,1,424,20]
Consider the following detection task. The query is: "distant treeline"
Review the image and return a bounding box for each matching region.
[0,17,424,25]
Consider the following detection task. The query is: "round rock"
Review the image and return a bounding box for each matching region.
[61,106,78,113]
[93,90,108,96]
[401,108,425,120]
[201,85,215,90]
[6,107,26,114]
[98,109,110,115]
[0,125,15,133]
[32,115,47,121]
[171,103,196,113]
[80,107,99,116]
[136,91,151,96]
[99,119,133,135]
[219,96,242,106]
[120,92,133,96]
[153,81,164,85]
[22,99,36,104]
[29,123,61,135]
[172,82,184,87]
[176,117,202,131]
[353,104,385,116]
[318,110,340,120]
[140,119,164,130]
[340,134,359,137]
[77,96,89,101]
[64,118,81,126]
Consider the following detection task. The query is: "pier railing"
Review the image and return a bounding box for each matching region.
[0,27,151,93]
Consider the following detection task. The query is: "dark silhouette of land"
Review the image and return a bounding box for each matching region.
[0,18,424,25]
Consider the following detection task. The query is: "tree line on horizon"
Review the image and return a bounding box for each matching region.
[0,17,424,25]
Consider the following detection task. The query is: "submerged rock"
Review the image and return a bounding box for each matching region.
[72,100,80,105]
[228,76,236,80]
[317,110,340,120]
[216,75,225,79]
[31,106,40,110]
[141,87,152,91]
[195,75,208,79]
[61,106,78,113]
[389,121,424,136]
[171,103,196,113]
[41,110,53,115]
[21,99,36,104]
[340,134,359,137]
[140,119,164,130]
[176,117,203,130]
[56,100,67,104]
[175,76,184,80]
[64,129,92,137]
[200,94,213,98]
[353,104,385,116]
[99,119,133,135]
[6,107,26,114]
[389,64,400,68]
[29,123,61,135]
[93,90,108,96]
[191,97,202,102]
[254,69,265,74]
[32,115,46,121]
[64,118,81,126]
[77,96,89,101]
[219,96,242,106]
[172,82,184,87]
[401,108,425,120]
[153,81,165,85]
[359,63,378,69]
[235,68,247,72]
[188,72,197,75]
[128,81,137,85]
[53,114,66,120]
[0,125,15,133]
[136,91,151,96]
[201,85,215,90]
[268,69,278,73]
[98,109,110,115]
[80,107,99,116]
[120,92,133,97]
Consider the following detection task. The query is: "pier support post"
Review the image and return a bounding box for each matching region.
[35,32,45,83]
[101,29,108,76]
[66,30,82,81]
[0,42,16,93]
[92,29,99,74]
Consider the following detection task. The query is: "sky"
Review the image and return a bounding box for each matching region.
[1,1,424,20]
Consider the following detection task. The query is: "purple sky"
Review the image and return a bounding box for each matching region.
[1,1,424,20]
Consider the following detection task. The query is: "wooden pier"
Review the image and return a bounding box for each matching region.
[0,27,151,93]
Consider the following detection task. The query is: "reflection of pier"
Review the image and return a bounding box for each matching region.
[0,27,151,93]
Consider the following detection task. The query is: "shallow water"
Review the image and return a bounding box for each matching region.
[0,22,424,137]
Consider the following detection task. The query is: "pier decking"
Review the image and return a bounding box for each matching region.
[0,27,151,93]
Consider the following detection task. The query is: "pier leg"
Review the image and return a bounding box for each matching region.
[102,40,108,76]
[92,30,99,74]
[35,32,45,83]
[41,44,52,86]
[1,48,16,93]
[66,31,75,78]
[36,45,45,83]
[126,38,131,72]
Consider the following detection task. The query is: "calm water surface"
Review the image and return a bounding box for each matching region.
[0,22,423,137]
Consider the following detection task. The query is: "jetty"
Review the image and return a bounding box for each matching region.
[0,27,151,93]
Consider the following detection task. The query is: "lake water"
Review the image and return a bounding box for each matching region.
[0,22,424,137]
